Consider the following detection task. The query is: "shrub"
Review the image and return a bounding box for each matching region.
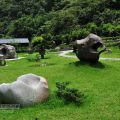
[56,82,84,106]
[32,36,44,47]
[26,54,41,62]
[32,36,46,57]
[59,43,72,51]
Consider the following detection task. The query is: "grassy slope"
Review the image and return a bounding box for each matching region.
[0,51,120,120]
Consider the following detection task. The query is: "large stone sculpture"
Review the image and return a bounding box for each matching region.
[0,74,50,106]
[73,34,106,63]
[0,44,17,59]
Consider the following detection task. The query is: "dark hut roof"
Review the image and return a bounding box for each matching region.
[0,38,29,44]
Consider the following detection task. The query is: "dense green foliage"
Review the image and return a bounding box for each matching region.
[32,36,44,48]
[0,0,120,44]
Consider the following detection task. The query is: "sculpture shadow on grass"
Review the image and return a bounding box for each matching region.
[72,61,105,69]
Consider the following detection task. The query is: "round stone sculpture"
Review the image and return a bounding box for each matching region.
[0,74,50,106]
[73,34,106,63]
[0,44,17,59]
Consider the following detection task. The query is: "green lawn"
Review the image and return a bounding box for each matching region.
[0,50,120,120]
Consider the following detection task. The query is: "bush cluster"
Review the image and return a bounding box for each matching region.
[26,54,41,62]
[56,82,84,106]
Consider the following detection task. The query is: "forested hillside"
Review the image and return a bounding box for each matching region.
[0,0,120,44]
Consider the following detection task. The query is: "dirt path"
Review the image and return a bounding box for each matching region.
[6,57,25,61]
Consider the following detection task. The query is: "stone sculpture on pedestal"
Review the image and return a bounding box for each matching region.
[73,34,106,63]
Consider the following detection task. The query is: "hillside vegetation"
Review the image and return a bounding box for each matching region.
[0,0,120,44]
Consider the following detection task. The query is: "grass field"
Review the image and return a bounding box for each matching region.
[0,49,120,120]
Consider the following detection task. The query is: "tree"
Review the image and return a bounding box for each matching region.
[32,36,46,59]
[7,16,36,40]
